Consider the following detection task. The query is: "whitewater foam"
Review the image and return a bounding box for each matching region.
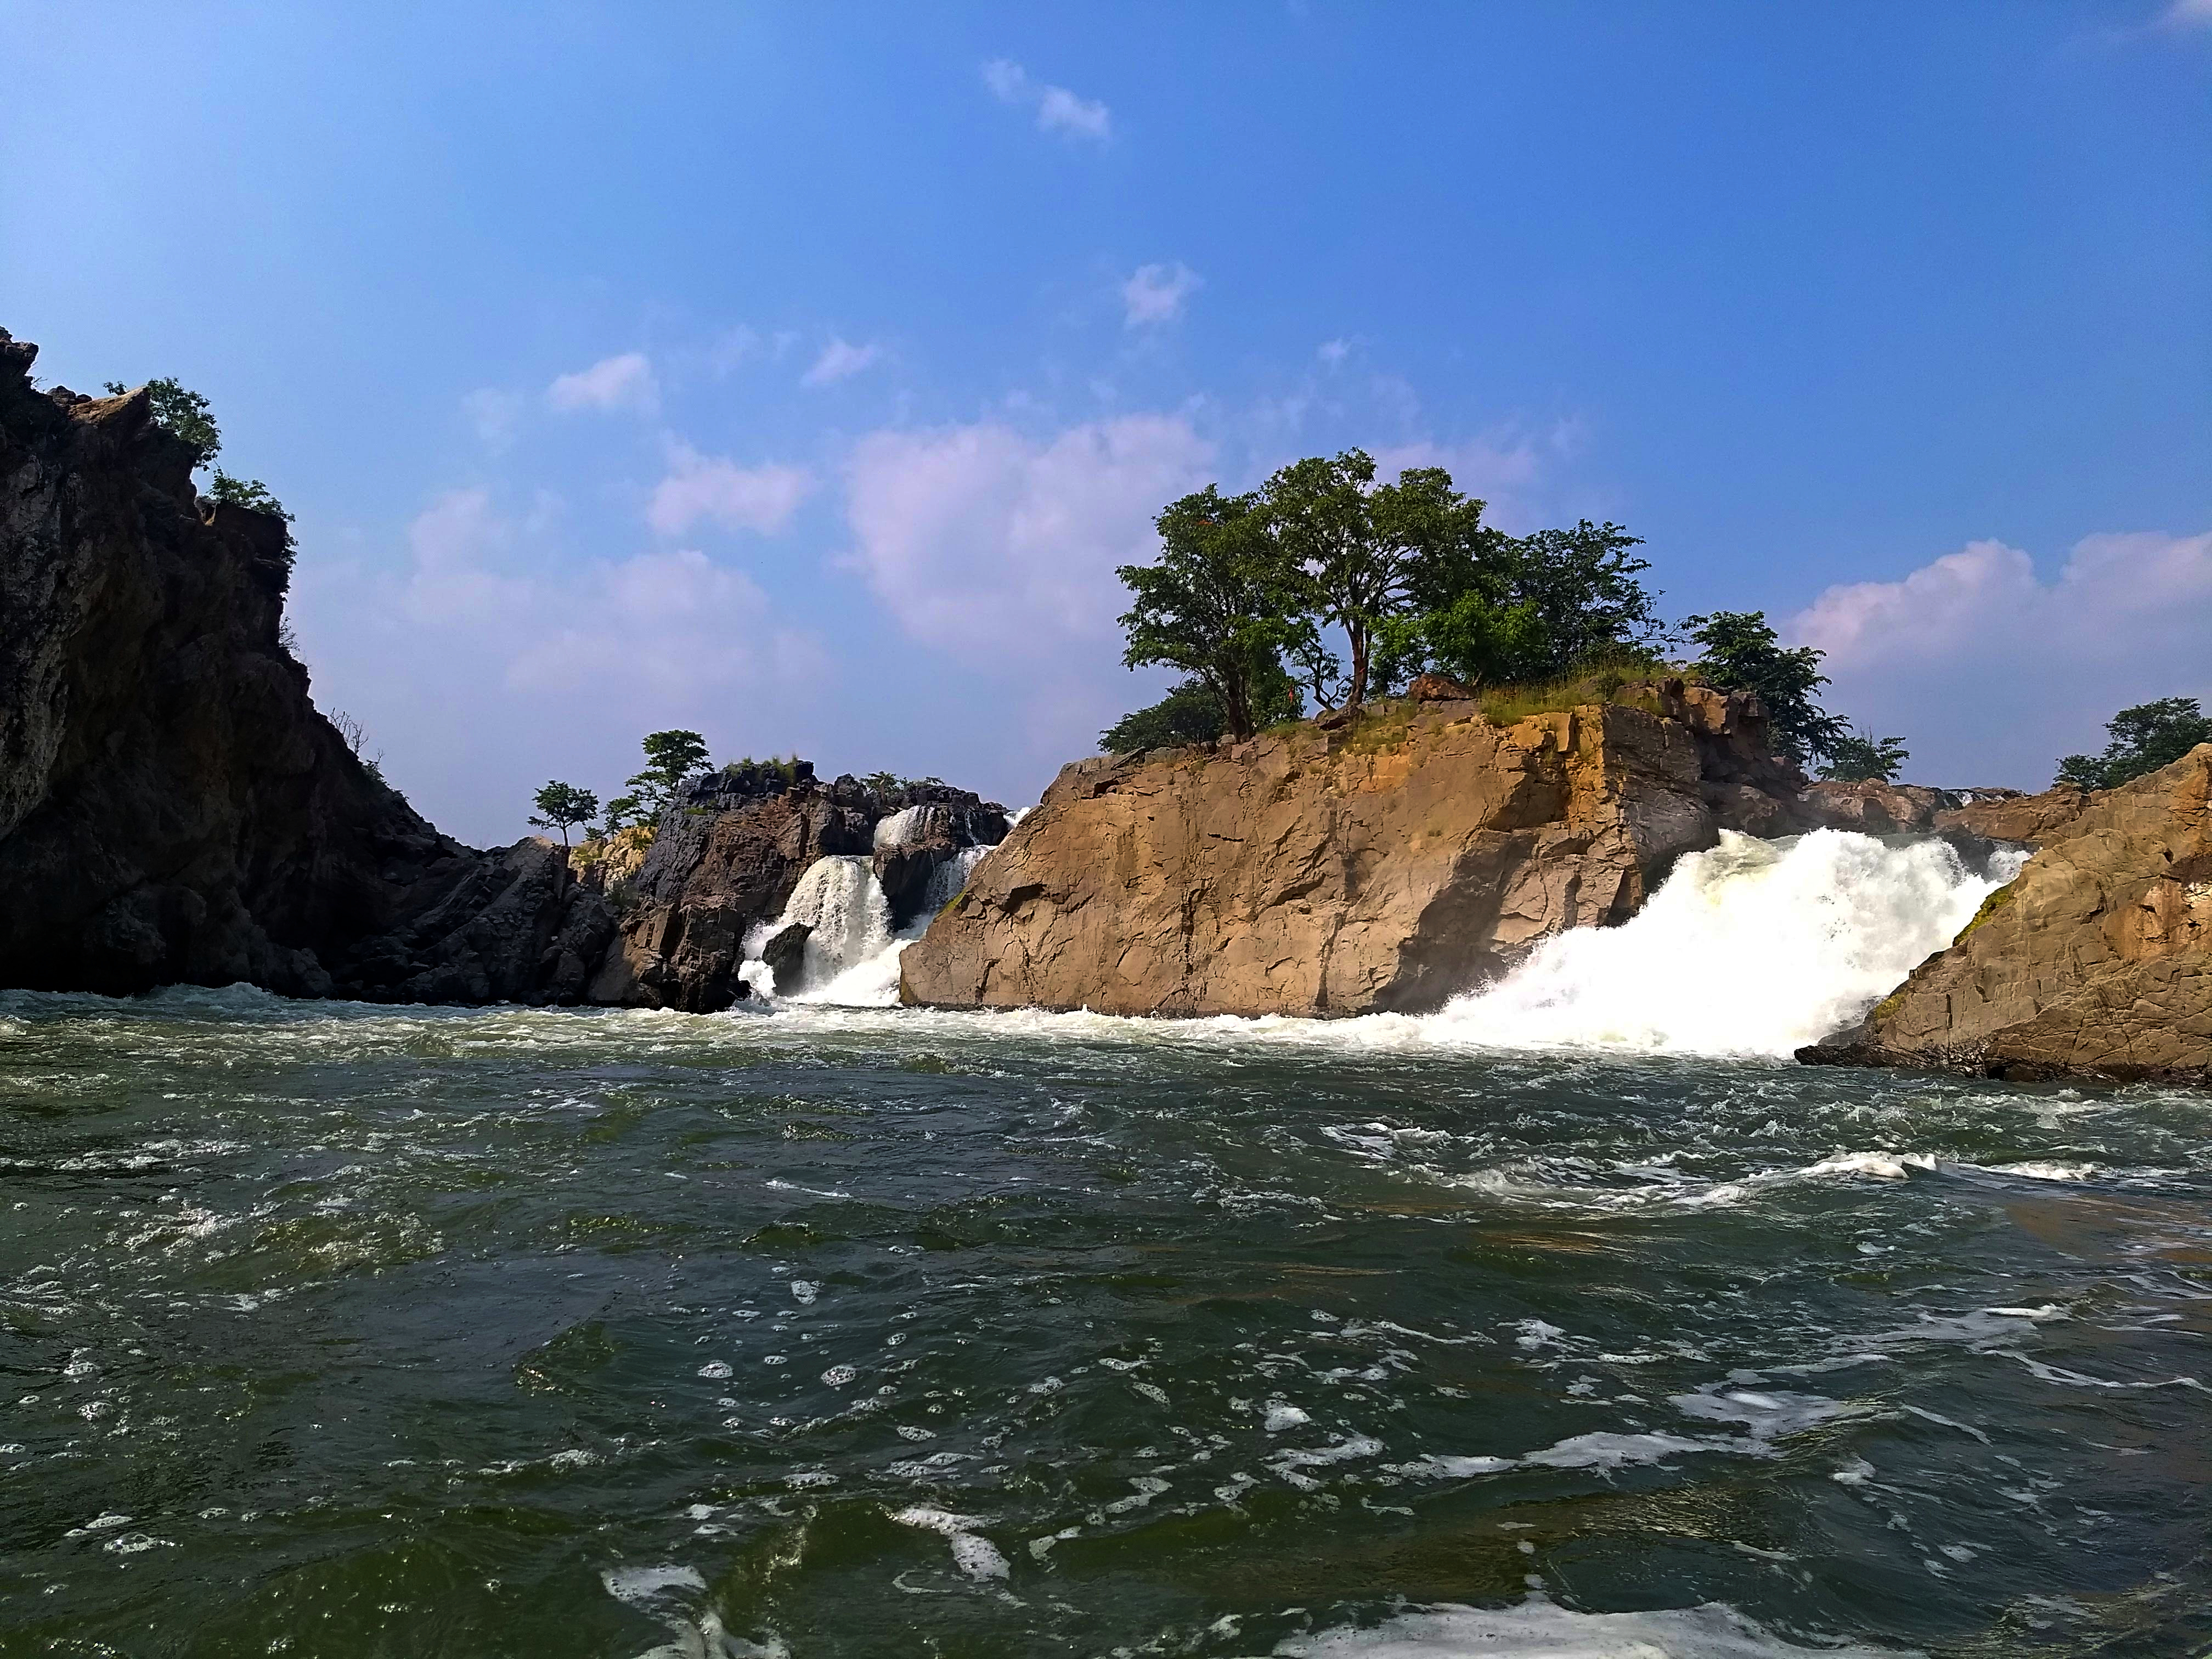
[1420,831,2022,1058]
[1262,1593,1920,1656]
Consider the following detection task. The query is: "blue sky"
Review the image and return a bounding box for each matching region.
[7,3,2208,843]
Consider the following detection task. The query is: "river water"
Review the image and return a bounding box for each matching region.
[4,831,2211,1656]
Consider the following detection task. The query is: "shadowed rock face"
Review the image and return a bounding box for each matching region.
[585,772,1008,1013]
[1801,744,2212,1086]
[0,328,612,1003]
[0,326,1002,1010]
[900,685,1804,1019]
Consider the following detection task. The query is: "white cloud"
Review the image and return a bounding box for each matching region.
[292,490,825,838]
[461,387,523,448]
[843,413,1214,653]
[504,548,797,697]
[1368,422,1582,533]
[1317,338,1352,367]
[400,488,534,624]
[546,352,659,414]
[981,58,1111,141]
[1792,529,2212,788]
[647,443,816,536]
[1121,262,1203,328]
[2160,0,2212,26]
[708,326,759,375]
[800,337,881,388]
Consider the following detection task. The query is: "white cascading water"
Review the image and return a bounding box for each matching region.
[1419,830,2027,1059]
[741,844,995,1006]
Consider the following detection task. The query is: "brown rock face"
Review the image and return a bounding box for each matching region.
[1800,780,1957,834]
[900,689,1802,1019]
[1932,785,2093,847]
[1799,745,2212,1086]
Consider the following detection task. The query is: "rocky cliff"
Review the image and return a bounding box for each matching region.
[0,326,1001,1009]
[1800,744,2212,1085]
[0,329,618,1001]
[900,680,1805,1018]
[588,768,1006,1012]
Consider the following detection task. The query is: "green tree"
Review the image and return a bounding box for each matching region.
[1499,522,1665,675]
[1818,729,1909,783]
[529,781,600,847]
[1262,452,1495,708]
[1115,487,1301,741]
[1367,520,1661,695]
[1683,610,1846,767]
[104,376,221,467]
[208,471,292,522]
[1102,662,1301,755]
[623,730,711,821]
[2056,697,2212,789]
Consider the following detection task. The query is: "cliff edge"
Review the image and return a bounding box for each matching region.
[0,329,616,1000]
[900,681,1804,1018]
[1799,744,2211,1085]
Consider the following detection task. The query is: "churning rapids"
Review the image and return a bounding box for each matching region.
[3,830,2209,1657]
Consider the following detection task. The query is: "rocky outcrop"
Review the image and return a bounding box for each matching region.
[587,769,1006,1012]
[0,325,1003,1011]
[1795,778,2091,844]
[0,328,610,1003]
[900,684,1804,1019]
[1933,785,2094,847]
[1799,745,2212,1086]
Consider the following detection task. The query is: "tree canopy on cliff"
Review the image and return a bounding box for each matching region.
[1101,667,1301,754]
[105,376,221,467]
[1683,611,1848,768]
[607,730,710,827]
[2057,697,2212,789]
[1108,453,1669,745]
[1817,729,1909,783]
[1116,487,1303,742]
[529,782,600,847]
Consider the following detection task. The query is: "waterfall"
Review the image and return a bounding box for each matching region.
[740,844,996,1007]
[1420,830,2028,1059]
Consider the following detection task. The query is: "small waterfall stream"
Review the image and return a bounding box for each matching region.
[741,844,994,1007]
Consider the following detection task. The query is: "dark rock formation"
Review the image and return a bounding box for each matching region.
[901,686,1805,1019]
[0,325,1003,1011]
[1407,672,1479,702]
[0,328,604,1004]
[759,921,810,993]
[586,770,1006,1012]
[1799,745,2212,1086]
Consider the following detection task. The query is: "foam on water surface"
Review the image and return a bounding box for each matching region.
[1263,1593,1921,1657]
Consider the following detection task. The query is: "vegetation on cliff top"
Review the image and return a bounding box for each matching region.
[105,374,295,569]
[2057,698,2212,791]
[1103,451,1892,774]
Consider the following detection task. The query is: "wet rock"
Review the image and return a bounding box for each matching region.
[1800,744,2212,1086]
[760,921,810,993]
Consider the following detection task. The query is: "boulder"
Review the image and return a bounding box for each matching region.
[759,921,810,994]
[1933,785,2093,847]
[901,690,1803,1019]
[1799,780,1955,834]
[1799,744,2212,1086]
[1407,672,1479,702]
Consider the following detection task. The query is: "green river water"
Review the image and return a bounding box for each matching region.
[1,986,2208,1657]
